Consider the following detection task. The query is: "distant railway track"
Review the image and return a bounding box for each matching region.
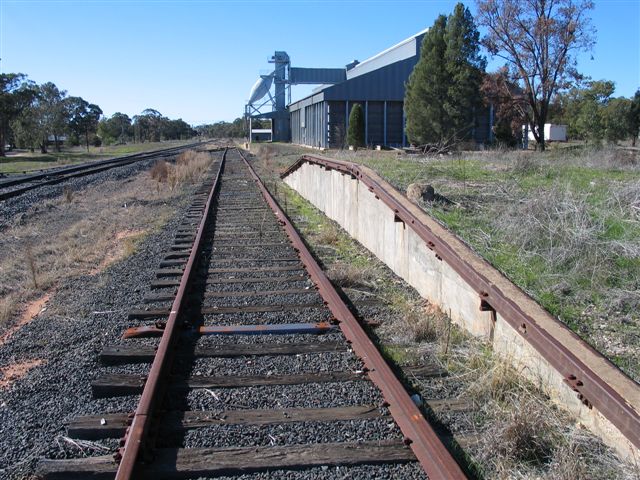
[0,142,210,201]
[36,147,468,479]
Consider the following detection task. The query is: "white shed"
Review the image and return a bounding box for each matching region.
[526,124,567,142]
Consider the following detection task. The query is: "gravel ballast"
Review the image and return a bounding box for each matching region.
[0,154,219,478]
[0,150,434,479]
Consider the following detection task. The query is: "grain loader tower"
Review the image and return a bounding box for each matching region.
[245,51,346,142]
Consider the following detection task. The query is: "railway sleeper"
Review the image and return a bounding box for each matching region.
[37,441,416,480]
[100,341,349,364]
[68,405,384,439]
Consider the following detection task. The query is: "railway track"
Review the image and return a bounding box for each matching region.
[36,147,467,479]
[0,142,209,201]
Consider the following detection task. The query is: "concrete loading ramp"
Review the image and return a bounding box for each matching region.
[281,154,640,461]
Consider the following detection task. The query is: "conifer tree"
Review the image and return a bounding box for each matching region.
[405,15,448,146]
[405,4,485,146]
[444,3,486,140]
[347,103,365,148]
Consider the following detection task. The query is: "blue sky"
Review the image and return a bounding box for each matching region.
[1,0,638,124]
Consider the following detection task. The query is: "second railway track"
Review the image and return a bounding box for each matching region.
[0,142,209,201]
[36,147,466,479]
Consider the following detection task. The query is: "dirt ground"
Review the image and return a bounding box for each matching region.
[0,164,187,344]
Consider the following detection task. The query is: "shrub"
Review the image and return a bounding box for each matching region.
[347,103,365,148]
[150,160,169,183]
[168,150,212,187]
[90,134,102,147]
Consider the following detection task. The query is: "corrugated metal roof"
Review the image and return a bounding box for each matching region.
[346,27,428,80]
[288,28,428,108]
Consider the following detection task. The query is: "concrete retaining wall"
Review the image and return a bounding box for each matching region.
[283,159,640,461]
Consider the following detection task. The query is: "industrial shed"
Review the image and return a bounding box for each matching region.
[289,29,492,149]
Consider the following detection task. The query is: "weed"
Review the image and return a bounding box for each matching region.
[63,186,74,204]
[461,352,527,403]
[176,150,198,165]
[0,294,17,326]
[327,262,375,288]
[387,301,447,344]
[544,429,639,480]
[258,144,275,171]
[490,399,557,465]
[253,143,637,479]
[25,244,38,289]
[150,160,169,183]
[122,232,146,257]
[315,224,340,246]
[169,150,212,186]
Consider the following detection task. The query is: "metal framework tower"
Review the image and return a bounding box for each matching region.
[245,51,345,143]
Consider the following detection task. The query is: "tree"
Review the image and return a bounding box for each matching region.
[37,82,68,153]
[195,118,246,139]
[133,109,167,142]
[164,119,195,140]
[98,112,133,145]
[561,80,613,143]
[476,0,595,151]
[603,97,632,144]
[443,3,486,139]
[0,73,36,156]
[346,103,365,148]
[481,67,528,146]
[629,90,640,147]
[405,15,449,146]
[66,96,103,151]
[11,103,41,152]
[405,4,485,147]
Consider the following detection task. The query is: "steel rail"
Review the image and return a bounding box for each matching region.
[282,154,640,451]
[239,149,467,480]
[114,147,227,479]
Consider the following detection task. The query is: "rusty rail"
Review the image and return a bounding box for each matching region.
[281,154,640,452]
[114,148,227,479]
[240,149,467,479]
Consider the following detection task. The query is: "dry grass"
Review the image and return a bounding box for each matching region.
[326,262,376,289]
[25,243,38,289]
[0,168,183,328]
[495,185,606,269]
[63,186,74,204]
[0,294,18,326]
[150,160,169,183]
[169,150,212,187]
[257,144,275,171]
[490,399,557,466]
[150,151,213,191]
[473,396,639,479]
[315,223,341,246]
[444,348,640,478]
[384,300,452,344]
[543,429,640,480]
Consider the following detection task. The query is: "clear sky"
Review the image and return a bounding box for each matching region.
[1,0,638,124]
